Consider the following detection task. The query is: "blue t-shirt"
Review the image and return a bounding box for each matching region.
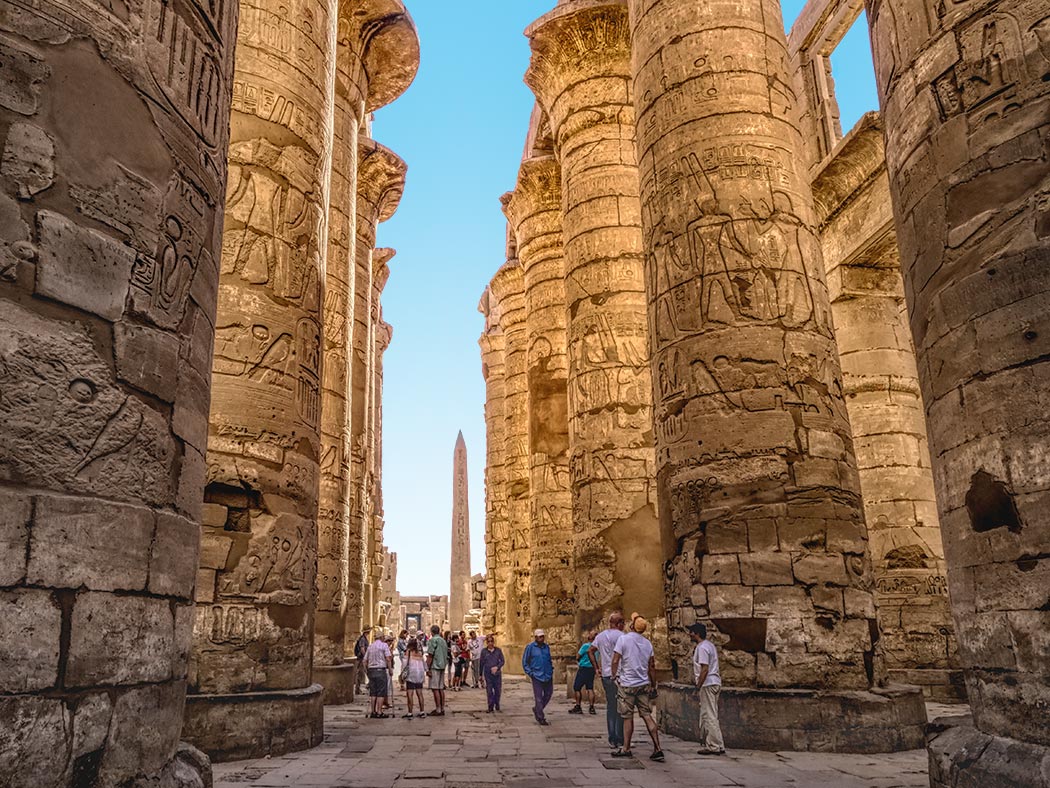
[578,643,593,669]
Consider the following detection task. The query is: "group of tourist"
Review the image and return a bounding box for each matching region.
[352,613,726,763]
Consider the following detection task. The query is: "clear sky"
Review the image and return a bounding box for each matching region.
[373,1,879,597]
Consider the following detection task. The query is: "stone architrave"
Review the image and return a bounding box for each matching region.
[0,0,235,783]
[489,260,531,667]
[449,432,472,632]
[347,140,406,638]
[808,116,961,700]
[314,1,416,706]
[185,0,338,761]
[479,290,508,641]
[503,156,575,662]
[628,0,925,752]
[865,0,1050,780]
[525,1,665,644]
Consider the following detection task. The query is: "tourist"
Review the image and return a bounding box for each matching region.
[610,616,663,762]
[365,633,393,719]
[385,634,397,711]
[402,638,428,719]
[522,629,554,725]
[397,629,409,690]
[593,612,626,749]
[479,634,505,712]
[453,631,470,691]
[689,622,726,755]
[444,631,455,685]
[354,626,372,694]
[468,630,484,688]
[570,631,598,715]
[426,625,449,716]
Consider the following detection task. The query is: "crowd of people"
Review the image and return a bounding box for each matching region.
[350,613,726,763]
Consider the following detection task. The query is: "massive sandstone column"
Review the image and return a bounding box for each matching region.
[525,1,665,641]
[0,0,234,783]
[489,260,531,667]
[865,0,1050,780]
[367,252,393,627]
[628,0,924,751]
[479,290,508,641]
[348,141,405,638]
[185,0,337,760]
[503,156,575,661]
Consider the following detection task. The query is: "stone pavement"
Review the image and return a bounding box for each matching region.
[213,676,944,788]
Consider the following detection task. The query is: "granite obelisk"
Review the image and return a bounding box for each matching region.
[450,432,471,632]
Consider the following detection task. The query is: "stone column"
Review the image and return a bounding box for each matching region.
[368,251,393,628]
[525,2,665,643]
[489,260,531,668]
[185,0,337,761]
[629,0,925,752]
[503,157,575,662]
[348,140,405,640]
[478,290,508,641]
[809,117,961,701]
[0,0,234,783]
[865,0,1050,779]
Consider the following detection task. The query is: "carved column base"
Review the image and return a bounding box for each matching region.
[313,663,357,705]
[928,715,1050,788]
[658,684,927,753]
[181,684,324,762]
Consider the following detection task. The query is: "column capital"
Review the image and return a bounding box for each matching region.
[525,0,631,124]
[502,156,561,233]
[357,138,407,223]
[376,320,393,352]
[373,248,393,293]
[338,0,420,112]
[489,259,526,329]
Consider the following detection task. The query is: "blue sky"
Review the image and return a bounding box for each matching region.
[374,1,879,596]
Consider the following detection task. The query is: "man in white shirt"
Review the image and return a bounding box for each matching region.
[610,617,663,762]
[468,631,484,688]
[592,611,625,749]
[689,623,725,754]
[364,635,393,719]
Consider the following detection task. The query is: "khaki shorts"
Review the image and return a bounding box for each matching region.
[617,684,652,718]
[428,669,446,690]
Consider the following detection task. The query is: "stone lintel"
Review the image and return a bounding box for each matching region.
[659,682,927,753]
[811,111,887,224]
[182,683,324,762]
[313,662,357,706]
[927,714,1050,788]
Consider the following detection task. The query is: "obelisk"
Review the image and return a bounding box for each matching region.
[450,432,471,632]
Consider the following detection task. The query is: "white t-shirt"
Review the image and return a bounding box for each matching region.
[365,640,391,669]
[693,639,721,687]
[593,627,622,678]
[613,631,653,688]
[468,637,483,659]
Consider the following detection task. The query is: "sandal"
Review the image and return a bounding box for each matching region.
[611,749,633,758]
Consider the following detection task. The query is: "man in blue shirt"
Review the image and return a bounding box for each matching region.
[522,629,554,725]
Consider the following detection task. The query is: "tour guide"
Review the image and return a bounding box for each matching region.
[522,629,554,725]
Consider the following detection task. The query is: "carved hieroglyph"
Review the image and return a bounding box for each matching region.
[348,140,405,637]
[629,0,881,689]
[0,0,234,782]
[526,1,664,643]
[489,260,531,665]
[449,432,472,632]
[479,291,508,641]
[503,156,575,660]
[193,0,337,697]
[867,0,1050,752]
[368,251,393,626]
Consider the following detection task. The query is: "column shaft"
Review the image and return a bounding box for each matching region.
[504,157,575,661]
[866,0,1050,769]
[479,294,508,643]
[0,0,234,781]
[526,1,664,642]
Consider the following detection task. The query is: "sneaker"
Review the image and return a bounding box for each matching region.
[697,748,726,756]
[568,706,583,715]
[589,706,597,715]
[402,714,413,719]
[650,750,665,762]
[537,719,550,726]
[417,712,426,718]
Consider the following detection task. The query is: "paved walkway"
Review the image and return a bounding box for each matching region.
[213,676,941,788]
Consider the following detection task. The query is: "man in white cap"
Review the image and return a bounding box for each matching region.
[522,629,554,725]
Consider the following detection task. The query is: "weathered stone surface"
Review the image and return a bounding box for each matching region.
[0,695,71,788]
[0,490,31,585]
[68,592,175,686]
[150,513,202,599]
[28,495,154,592]
[0,589,61,692]
[98,682,186,784]
[114,321,181,401]
[928,714,1050,788]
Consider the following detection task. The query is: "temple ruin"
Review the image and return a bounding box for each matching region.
[1,0,1048,785]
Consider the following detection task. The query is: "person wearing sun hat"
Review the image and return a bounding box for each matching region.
[522,629,554,725]
[610,616,664,762]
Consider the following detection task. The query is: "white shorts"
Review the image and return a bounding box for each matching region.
[428,669,446,690]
